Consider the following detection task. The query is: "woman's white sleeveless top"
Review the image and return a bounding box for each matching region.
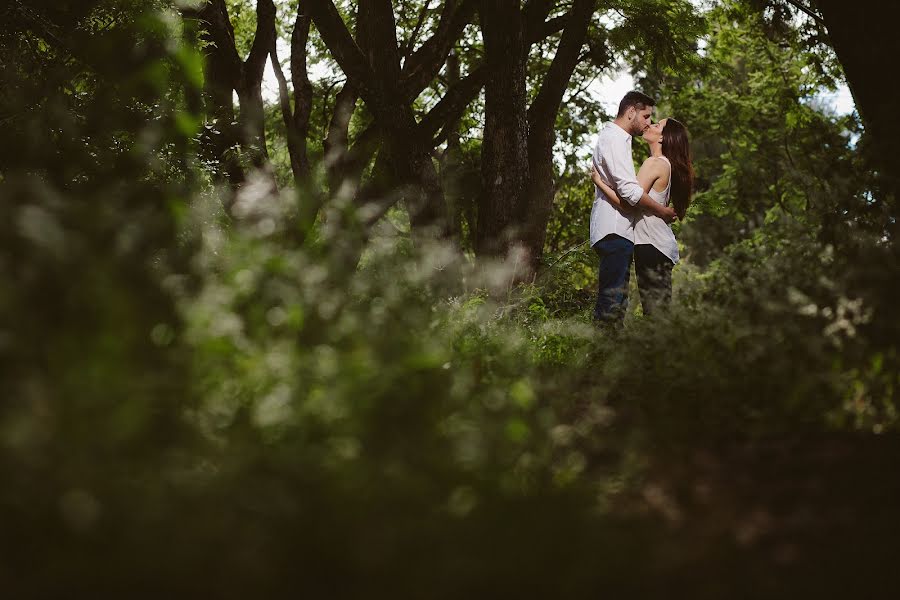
[634,156,679,264]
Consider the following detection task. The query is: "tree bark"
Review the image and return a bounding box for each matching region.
[477,0,530,257]
[309,0,476,241]
[815,0,899,208]
[271,8,313,186]
[235,0,276,169]
[521,0,593,270]
[194,0,245,186]
[190,0,278,188]
[323,82,360,193]
[289,9,314,178]
[441,49,464,242]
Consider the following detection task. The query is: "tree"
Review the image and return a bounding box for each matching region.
[187,0,703,269]
[521,0,594,266]
[185,0,277,188]
[478,0,702,272]
[747,0,899,221]
[270,3,314,186]
[811,0,899,214]
[306,0,480,240]
[633,0,863,263]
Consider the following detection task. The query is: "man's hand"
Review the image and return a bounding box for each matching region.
[636,194,678,223]
[655,204,677,223]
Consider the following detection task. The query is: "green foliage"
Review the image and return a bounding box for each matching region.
[2,1,900,597]
[630,0,864,266]
[607,0,707,75]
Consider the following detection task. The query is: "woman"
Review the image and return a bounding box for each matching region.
[591,117,693,316]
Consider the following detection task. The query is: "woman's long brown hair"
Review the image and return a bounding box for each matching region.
[660,118,694,220]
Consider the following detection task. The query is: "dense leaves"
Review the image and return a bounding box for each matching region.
[1,1,898,597]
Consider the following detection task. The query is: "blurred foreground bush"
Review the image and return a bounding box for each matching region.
[4,174,900,596]
[1,2,899,598]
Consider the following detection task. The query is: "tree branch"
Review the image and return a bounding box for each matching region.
[197,0,242,89]
[346,124,383,191]
[306,0,376,92]
[400,0,432,60]
[245,0,276,84]
[527,0,592,134]
[527,13,569,44]
[400,0,478,99]
[324,82,360,190]
[290,8,314,164]
[783,0,825,26]
[522,0,557,42]
[270,42,293,129]
[418,63,487,141]
[359,0,402,85]
[271,8,314,184]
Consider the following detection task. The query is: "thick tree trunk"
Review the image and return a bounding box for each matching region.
[441,49,464,242]
[477,0,529,257]
[235,83,268,167]
[194,0,245,186]
[362,1,451,240]
[236,0,276,170]
[271,9,313,186]
[308,0,479,243]
[521,0,593,271]
[324,82,359,193]
[191,0,276,188]
[289,10,314,179]
[815,0,899,207]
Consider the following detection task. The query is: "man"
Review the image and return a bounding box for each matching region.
[591,91,676,324]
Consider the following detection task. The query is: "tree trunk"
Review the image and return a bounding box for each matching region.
[271,9,313,186]
[815,0,899,208]
[236,0,276,171]
[324,82,359,194]
[521,0,593,271]
[362,1,451,240]
[397,130,450,241]
[191,0,276,188]
[194,0,245,186]
[235,83,267,167]
[477,0,529,257]
[441,49,464,242]
[308,0,479,243]
[289,10,314,179]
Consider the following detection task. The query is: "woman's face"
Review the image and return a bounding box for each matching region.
[642,118,668,144]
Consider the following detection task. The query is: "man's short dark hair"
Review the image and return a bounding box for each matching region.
[617,91,656,117]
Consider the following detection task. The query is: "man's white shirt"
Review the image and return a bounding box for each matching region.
[590,122,644,247]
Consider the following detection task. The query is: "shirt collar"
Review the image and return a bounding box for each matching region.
[609,122,631,141]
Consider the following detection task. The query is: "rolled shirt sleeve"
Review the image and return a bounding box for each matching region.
[606,135,644,206]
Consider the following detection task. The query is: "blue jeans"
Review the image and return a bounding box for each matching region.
[593,234,634,323]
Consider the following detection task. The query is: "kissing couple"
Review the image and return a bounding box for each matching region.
[589,90,694,325]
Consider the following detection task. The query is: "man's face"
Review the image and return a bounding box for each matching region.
[628,106,654,136]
